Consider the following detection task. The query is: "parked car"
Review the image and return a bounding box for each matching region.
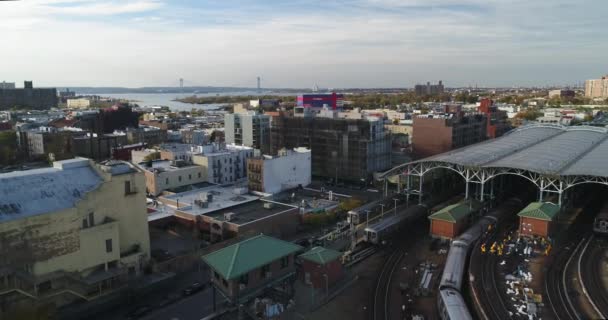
[126,305,152,319]
[182,282,204,296]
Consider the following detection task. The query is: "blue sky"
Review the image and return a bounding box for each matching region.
[0,0,606,88]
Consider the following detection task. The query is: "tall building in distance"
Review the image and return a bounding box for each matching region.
[0,81,15,89]
[477,98,510,139]
[0,81,57,110]
[414,80,445,96]
[224,111,271,153]
[585,75,608,99]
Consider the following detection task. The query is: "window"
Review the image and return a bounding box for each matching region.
[198,172,201,178]
[189,174,192,180]
[178,175,182,182]
[239,274,249,286]
[222,279,228,288]
[281,256,289,269]
[214,272,220,280]
[82,218,88,229]
[88,212,94,227]
[124,181,131,194]
[105,239,113,253]
[166,178,169,185]
[260,264,270,278]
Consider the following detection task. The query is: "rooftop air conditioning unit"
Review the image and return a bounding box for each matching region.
[224,212,235,221]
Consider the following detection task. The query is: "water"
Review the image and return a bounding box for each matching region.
[97,91,283,112]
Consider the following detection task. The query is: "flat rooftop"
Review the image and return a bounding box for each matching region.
[204,199,296,225]
[160,185,260,216]
[139,160,200,172]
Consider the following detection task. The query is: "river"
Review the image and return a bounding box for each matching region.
[97,91,284,112]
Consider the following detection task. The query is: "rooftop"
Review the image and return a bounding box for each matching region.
[0,158,102,222]
[429,202,478,223]
[160,185,258,216]
[381,124,608,179]
[202,234,303,280]
[517,202,560,221]
[139,160,200,172]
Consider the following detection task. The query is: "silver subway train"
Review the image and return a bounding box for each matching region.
[437,197,524,320]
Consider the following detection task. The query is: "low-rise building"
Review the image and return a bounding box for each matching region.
[202,235,302,304]
[247,147,311,194]
[298,247,344,290]
[429,202,478,239]
[67,98,91,109]
[124,126,167,146]
[192,143,254,185]
[517,202,559,237]
[136,159,207,196]
[0,158,150,309]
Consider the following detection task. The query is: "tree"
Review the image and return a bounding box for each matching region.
[142,151,160,162]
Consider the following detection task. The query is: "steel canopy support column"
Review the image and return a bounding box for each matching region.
[480,182,485,202]
[384,179,388,198]
[465,180,470,200]
[418,175,424,205]
[406,173,411,206]
[539,179,544,202]
[490,178,495,206]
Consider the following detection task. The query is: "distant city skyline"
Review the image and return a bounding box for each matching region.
[1,0,607,88]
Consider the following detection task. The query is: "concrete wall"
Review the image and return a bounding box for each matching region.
[143,165,207,195]
[258,151,311,194]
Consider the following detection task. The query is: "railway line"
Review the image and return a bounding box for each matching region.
[372,249,404,320]
[545,236,585,320]
[578,235,608,319]
[469,229,511,320]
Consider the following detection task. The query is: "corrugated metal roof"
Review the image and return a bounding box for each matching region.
[385,125,608,179]
[517,202,559,221]
[298,246,342,265]
[201,235,302,280]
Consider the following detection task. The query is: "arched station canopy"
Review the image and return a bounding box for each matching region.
[379,124,608,205]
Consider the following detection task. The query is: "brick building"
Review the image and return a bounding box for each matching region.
[298,247,343,290]
[202,235,302,304]
[517,202,559,237]
[412,107,486,159]
[478,98,510,139]
[429,202,479,239]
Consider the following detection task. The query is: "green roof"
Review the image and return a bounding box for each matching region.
[299,246,342,265]
[429,202,475,223]
[202,235,303,280]
[517,202,559,221]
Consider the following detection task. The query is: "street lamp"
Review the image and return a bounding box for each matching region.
[393,198,399,215]
[323,274,329,299]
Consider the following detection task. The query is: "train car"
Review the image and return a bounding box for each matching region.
[593,202,608,235]
[347,199,382,225]
[437,197,524,320]
[437,288,473,320]
[363,204,429,244]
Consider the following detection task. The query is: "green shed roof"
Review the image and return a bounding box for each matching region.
[202,235,303,280]
[517,202,559,221]
[299,246,342,265]
[429,202,475,223]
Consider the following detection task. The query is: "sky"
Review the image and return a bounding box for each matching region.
[0,0,606,88]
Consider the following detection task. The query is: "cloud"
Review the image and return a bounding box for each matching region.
[0,0,606,87]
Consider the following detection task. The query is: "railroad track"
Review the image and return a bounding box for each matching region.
[470,232,511,320]
[372,249,404,320]
[545,237,585,320]
[578,235,608,319]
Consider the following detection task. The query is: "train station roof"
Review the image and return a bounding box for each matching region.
[429,203,475,223]
[381,124,608,180]
[298,246,342,265]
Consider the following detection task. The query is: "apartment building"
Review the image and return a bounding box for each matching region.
[224,112,270,153]
[191,143,254,185]
[0,158,150,310]
[585,75,608,99]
